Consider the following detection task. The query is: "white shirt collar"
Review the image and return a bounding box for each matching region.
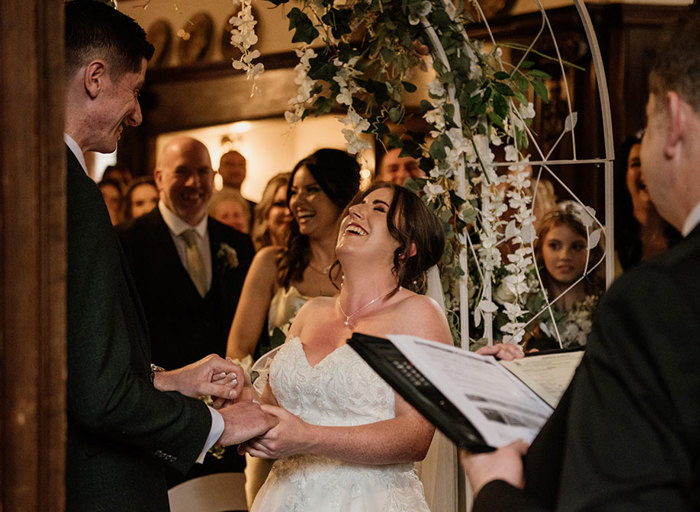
[64,133,88,174]
[682,201,700,237]
[158,200,208,238]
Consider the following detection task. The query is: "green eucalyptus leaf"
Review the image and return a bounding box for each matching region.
[387,133,402,148]
[420,99,435,112]
[389,106,403,123]
[431,8,451,29]
[529,69,552,80]
[288,7,319,44]
[492,82,514,96]
[321,8,353,39]
[402,81,418,93]
[429,138,447,160]
[493,71,510,80]
[532,79,549,102]
[419,156,434,172]
[313,95,333,115]
[493,92,509,118]
[520,60,535,69]
[489,111,504,128]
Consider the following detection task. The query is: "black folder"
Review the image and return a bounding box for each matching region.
[347,332,495,453]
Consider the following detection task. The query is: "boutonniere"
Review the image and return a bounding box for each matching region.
[217,243,239,269]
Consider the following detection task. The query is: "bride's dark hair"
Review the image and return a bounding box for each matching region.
[340,182,445,294]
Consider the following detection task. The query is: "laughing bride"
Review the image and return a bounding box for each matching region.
[239,182,453,511]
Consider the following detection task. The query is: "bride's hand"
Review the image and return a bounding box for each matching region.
[239,405,314,459]
[476,343,524,361]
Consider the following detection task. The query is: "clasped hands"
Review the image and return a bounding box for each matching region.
[153,353,279,447]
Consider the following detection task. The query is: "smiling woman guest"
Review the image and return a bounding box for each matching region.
[123,175,158,220]
[226,148,360,505]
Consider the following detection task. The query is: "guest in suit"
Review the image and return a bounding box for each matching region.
[118,135,256,486]
[462,13,700,510]
[64,2,276,511]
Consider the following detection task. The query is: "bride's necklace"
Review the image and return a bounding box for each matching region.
[337,286,400,327]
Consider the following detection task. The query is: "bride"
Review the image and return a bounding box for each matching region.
[240,182,453,511]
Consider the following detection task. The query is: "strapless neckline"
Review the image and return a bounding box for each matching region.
[293,337,351,369]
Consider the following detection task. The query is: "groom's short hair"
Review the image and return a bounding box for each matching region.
[64,0,154,81]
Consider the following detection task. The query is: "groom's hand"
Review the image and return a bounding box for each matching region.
[216,401,279,446]
[153,354,244,400]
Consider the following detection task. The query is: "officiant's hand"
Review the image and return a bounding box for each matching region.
[460,440,529,497]
[216,401,279,446]
[153,354,244,401]
[238,405,312,459]
[476,343,524,361]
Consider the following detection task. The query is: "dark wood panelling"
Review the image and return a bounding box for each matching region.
[0,1,66,511]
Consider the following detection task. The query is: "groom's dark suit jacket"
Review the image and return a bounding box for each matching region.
[66,147,211,512]
[474,225,700,510]
[117,207,254,485]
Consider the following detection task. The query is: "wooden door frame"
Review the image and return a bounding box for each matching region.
[0,1,66,510]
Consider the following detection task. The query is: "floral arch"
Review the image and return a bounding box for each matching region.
[230,0,615,349]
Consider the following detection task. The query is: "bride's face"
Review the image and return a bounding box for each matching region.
[337,187,400,263]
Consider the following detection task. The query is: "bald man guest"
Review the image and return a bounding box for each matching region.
[118,136,256,487]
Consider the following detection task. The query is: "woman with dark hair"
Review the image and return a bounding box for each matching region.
[123,175,158,220]
[242,182,453,512]
[614,131,680,271]
[251,172,292,250]
[226,148,360,505]
[524,205,605,351]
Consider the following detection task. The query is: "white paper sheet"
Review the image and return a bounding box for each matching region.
[388,335,555,447]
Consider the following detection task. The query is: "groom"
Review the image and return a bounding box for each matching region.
[462,12,700,510]
[64,2,276,510]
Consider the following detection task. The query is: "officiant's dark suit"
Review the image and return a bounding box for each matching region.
[469,13,700,511]
[117,136,255,486]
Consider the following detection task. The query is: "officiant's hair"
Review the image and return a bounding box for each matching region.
[345,182,445,294]
[65,0,154,81]
[649,13,700,112]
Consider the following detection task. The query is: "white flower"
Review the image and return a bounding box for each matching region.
[217,243,239,269]
[423,182,445,201]
[504,144,519,162]
[428,80,446,98]
[519,101,536,120]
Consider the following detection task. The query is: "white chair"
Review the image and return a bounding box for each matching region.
[168,472,248,511]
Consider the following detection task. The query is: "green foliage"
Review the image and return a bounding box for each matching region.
[270,0,564,346]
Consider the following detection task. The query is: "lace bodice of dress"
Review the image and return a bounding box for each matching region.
[270,336,395,426]
[253,337,430,512]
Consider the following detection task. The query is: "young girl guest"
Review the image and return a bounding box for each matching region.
[525,205,604,351]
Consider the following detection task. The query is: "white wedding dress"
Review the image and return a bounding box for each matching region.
[250,336,431,512]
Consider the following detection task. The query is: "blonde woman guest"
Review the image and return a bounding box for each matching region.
[251,172,292,250]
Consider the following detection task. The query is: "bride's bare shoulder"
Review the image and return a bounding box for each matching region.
[393,292,452,344]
